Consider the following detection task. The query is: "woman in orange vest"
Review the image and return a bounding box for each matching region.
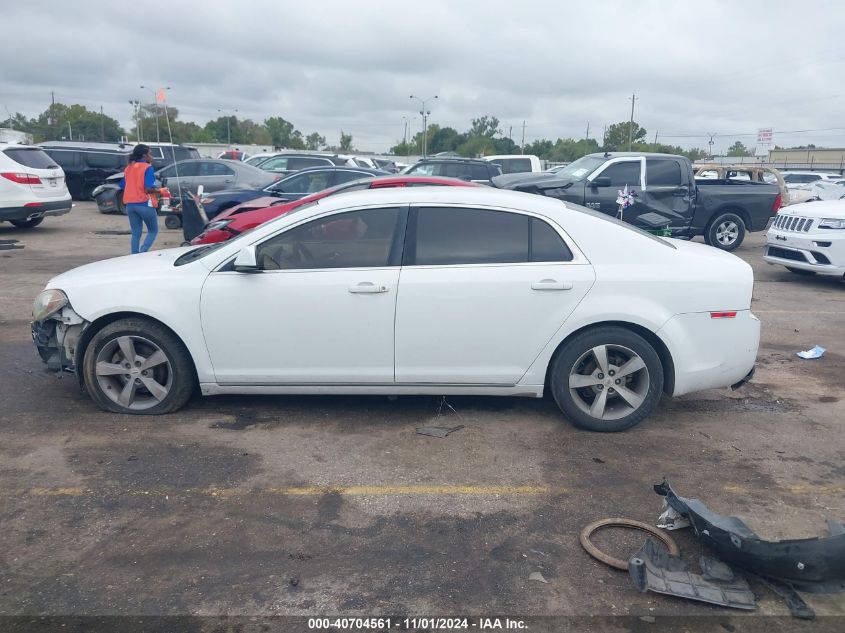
[120,144,161,254]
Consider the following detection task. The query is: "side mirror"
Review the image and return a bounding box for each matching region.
[590,176,611,188]
[234,245,261,273]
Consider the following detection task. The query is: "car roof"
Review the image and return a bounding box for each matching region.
[0,142,44,150]
[586,151,681,159]
[311,183,564,217]
[38,141,131,152]
[280,166,389,176]
[415,157,491,164]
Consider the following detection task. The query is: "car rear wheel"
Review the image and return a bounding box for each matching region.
[705,212,746,251]
[82,318,195,415]
[549,326,664,432]
[9,218,44,228]
[114,195,126,215]
[164,214,182,229]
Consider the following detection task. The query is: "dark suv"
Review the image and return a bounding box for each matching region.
[402,158,502,184]
[39,142,131,200]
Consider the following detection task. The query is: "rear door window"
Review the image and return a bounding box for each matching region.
[260,156,289,171]
[288,156,332,170]
[84,152,126,169]
[411,207,529,265]
[646,159,683,186]
[3,148,58,169]
[530,218,573,262]
[46,150,80,168]
[471,164,493,180]
[334,170,373,184]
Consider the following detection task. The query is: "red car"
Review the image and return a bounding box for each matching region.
[191,175,477,244]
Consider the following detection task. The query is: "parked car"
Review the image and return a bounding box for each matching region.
[780,171,842,185]
[39,141,131,200]
[494,152,782,250]
[484,154,544,174]
[146,143,200,170]
[31,187,759,431]
[372,158,399,173]
[254,153,349,175]
[192,175,477,244]
[197,166,389,219]
[157,159,278,194]
[402,158,503,184]
[764,200,845,277]
[217,150,250,161]
[0,143,72,228]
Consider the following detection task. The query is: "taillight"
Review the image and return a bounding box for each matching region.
[710,311,737,319]
[1,172,42,185]
[772,193,782,213]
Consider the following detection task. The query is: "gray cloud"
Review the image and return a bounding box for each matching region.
[2,0,845,153]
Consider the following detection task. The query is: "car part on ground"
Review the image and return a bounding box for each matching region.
[628,538,757,610]
[654,480,845,593]
[579,517,680,570]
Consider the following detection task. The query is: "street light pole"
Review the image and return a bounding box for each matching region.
[409,94,437,158]
[128,100,142,141]
[217,108,238,147]
[140,85,170,143]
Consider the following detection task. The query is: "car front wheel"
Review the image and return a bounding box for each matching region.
[82,318,195,415]
[705,212,746,251]
[549,326,664,432]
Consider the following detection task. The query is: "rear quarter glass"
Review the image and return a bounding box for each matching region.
[3,148,58,169]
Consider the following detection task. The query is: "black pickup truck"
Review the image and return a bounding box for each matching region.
[493,152,782,250]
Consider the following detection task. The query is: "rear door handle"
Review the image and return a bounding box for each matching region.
[672,189,689,196]
[348,282,389,294]
[531,279,573,291]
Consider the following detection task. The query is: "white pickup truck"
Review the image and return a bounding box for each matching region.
[483,154,543,174]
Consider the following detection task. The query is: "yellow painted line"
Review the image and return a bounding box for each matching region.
[20,483,845,498]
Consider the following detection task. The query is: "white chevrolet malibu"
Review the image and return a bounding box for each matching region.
[764,200,845,277]
[31,188,759,431]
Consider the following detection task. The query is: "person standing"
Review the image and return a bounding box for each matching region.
[120,144,161,254]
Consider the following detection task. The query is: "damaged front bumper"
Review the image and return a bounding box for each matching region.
[31,308,88,373]
[655,480,845,593]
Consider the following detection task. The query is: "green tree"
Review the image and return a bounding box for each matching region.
[339,131,353,151]
[726,141,751,157]
[31,103,124,142]
[468,115,500,139]
[239,119,272,145]
[305,132,326,150]
[264,116,304,149]
[425,125,465,154]
[603,121,647,151]
[204,116,241,144]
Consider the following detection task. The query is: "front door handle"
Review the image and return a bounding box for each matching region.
[348,282,389,294]
[531,279,573,291]
[672,190,689,197]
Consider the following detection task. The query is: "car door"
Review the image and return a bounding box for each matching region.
[585,158,644,218]
[161,161,199,192]
[642,158,693,229]
[198,161,236,191]
[395,206,595,384]
[200,206,405,384]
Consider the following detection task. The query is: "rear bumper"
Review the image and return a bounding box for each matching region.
[0,199,73,221]
[658,310,760,396]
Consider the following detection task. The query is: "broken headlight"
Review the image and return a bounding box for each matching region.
[32,289,68,322]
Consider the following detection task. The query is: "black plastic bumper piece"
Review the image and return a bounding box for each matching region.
[655,479,845,593]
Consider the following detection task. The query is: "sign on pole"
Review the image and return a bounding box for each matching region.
[757,128,773,143]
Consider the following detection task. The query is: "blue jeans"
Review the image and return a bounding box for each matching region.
[126,203,159,254]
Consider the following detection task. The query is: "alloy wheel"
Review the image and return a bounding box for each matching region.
[568,344,650,421]
[94,335,173,411]
[716,220,739,246]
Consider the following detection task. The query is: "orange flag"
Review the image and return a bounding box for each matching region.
[156,88,167,103]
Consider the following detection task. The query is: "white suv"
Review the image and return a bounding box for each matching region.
[764,200,845,277]
[0,143,72,228]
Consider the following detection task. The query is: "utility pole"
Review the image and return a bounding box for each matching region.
[51,91,55,106]
[409,94,437,158]
[100,105,105,141]
[217,108,238,147]
[602,125,607,149]
[707,132,716,158]
[627,92,638,151]
[520,120,526,154]
[653,129,658,145]
[584,122,590,149]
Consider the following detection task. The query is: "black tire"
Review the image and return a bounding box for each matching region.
[164,214,182,229]
[114,195,126,215]
[82,317,196,415]
[705,212,746,251]
[9,217,43,228]
[549,326,664,432]
[786,267,817,276]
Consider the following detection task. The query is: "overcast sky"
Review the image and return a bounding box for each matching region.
[2,0,845,154]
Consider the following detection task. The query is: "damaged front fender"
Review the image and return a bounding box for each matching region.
[655,480,845,593]
[31,307,89,372]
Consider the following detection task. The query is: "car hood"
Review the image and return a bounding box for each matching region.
[47,247,197,291]
[492,172,572,190]
[777,200,845,219]
[215,196,287,221]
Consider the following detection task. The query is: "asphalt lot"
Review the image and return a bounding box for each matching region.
[1,202,844,630]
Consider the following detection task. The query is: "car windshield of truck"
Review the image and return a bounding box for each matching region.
[552,156,606,181]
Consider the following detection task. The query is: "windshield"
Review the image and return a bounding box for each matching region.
[566,202,676,249]
[551,155,607,181]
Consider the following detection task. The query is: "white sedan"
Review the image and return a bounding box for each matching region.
[31,188,759,432]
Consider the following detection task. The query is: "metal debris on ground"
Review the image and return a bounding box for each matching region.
[415,424,464,438]
[528,572,548,584]
[579,517,680,571]
[797,345,826,359]
[0,239,24,251]
[656,499,690,531]
[628,538,757,610]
